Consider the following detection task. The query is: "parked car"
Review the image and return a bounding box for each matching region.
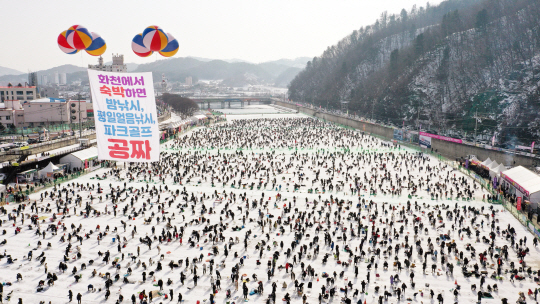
[13,142,28,147]
[0,143,14,151]
[27,138,40,144]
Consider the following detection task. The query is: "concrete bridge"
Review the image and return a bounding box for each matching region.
[0,133,97,163]
[190,97,277,109]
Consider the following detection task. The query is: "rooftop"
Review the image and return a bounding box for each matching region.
[0,86,36,89]
[502,166,540,195]
[27,98,67,104]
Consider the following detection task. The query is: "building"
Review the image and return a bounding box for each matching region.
[54,73,59,85]
[22,97,88,128]
[67,99,89,125]
[28,72,38,87]
[88,54,127,73]
[185,76,193,86]
[22,98,67,127]
[161,74,168,94]
[40,87,60,99]
[0,84,37,102]
[41,75,48,86]
[0,100,24,127]
[59,73,67,85]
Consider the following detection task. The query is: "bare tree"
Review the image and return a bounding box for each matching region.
[161,94,199,118]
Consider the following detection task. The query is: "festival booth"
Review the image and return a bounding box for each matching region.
[470,156,481,166]
[191,114,208,126]
[480,157,493,169]
[490,163,506,179]
[468,156,492,179]
[501,166,540,213]
[57,163,68,172]
[179,121,190,131]
[204,112,216,122]
[38,162,64,179]
[486,161,500,187]
[167,120,183,130]
[487,160,498,170]
[60,147,99,170]
[16,169,37,183]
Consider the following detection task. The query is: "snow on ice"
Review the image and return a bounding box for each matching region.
[0,111,537,304]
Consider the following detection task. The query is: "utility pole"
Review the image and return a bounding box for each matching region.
[78,93,82,139]
[474,110,478,146]
[59,103,65,135]
[417,106,420,132]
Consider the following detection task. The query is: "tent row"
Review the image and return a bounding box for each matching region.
[468,155,540,207]
[468,156,507,178]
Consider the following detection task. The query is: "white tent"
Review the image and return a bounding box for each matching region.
[487,160,499,170]
[38,162,60,178]
[59,147,98,170]
[489,163,506,178]
[501,166,540,203]
[481,157,492,167]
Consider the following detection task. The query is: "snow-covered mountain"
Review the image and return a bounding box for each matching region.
[288,0,540,146]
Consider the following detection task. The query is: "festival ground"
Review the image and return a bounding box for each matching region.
[0,111,537,304]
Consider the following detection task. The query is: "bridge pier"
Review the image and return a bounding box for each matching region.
[191,97,277,109]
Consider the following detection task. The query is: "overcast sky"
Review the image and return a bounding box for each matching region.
[3,0,443,72]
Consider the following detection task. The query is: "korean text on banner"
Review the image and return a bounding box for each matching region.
[88,69,159,162]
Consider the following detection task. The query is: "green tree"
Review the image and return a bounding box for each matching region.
[475,9,488,30]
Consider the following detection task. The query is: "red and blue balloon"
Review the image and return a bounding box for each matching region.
[57,25,107,56]
[57,25,177,58]
[132,25,179,58]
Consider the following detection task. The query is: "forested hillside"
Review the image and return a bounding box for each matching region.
[288,0,540,146]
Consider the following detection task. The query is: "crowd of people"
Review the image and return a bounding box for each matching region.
[0,116,537,304]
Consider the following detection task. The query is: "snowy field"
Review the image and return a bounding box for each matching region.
[0,112,538,304]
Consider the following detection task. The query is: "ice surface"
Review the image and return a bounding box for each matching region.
[0,111,537,304]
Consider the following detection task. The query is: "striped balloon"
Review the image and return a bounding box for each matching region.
[142,25,168,52]
[86,32,107,56]
[159,33,179,57]
[57,30,79,55]
[66,25,93,50]
[132,33,153,57]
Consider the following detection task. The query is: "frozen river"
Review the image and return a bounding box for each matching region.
[0,108,536,304]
